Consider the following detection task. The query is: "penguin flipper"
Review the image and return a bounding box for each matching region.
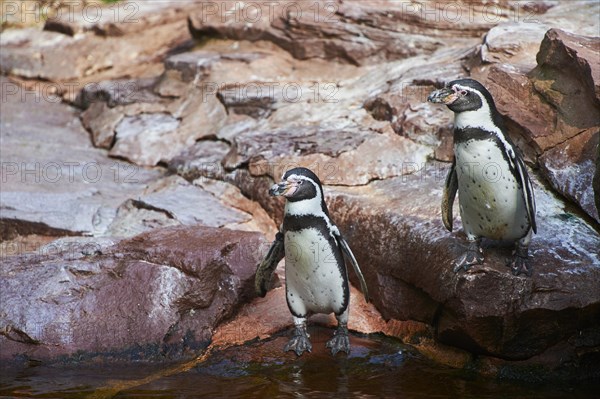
[513,154,537,234]
[255,231,285,297]
[335,230,370,303]
[442,159,458,232]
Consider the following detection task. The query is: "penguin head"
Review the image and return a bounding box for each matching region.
[427,78,496,114]
[269,167,329,214]
[269,167,323,200]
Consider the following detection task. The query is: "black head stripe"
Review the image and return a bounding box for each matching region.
[447,78,505,130]
[283,167,330,216]
[286,179,318,203]
[283,167,323,186]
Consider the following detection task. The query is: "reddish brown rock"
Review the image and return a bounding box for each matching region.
[2,0,598,382]
[327,167,600,367]
[595,144,600,216]
[529,29,600,222]
[540,130,600,222]
[470,27,600,222]
[0,2,196,83]
[231,161,600,372]
[0,226,267,363]
[480,22,550,69]
[187,0,552,65]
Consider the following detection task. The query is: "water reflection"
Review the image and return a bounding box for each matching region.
[1,327,598,399]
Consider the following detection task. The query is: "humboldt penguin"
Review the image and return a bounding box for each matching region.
[428,78,537,276]
[255,167,369,355]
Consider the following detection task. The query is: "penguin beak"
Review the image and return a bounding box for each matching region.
[269,180,298,197]
[427,87,459,105]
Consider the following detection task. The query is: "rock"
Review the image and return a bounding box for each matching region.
[80,102,123,149]
[470,27,600,222]
[105,174,276,238]
[105,199,181,238]
[135,175,249,227]
[0,2,195,83]
[159,50,265,88]
[82,67,229,167]
[193,178,278,237]
[188,0,552,65]
[530,29,599,135]
[217,83,277,118]
[42,0,201,37]
[529,29,600,222]
[386,93,454,162]
[595,144,600,217]
[75,77,163,110]
[224,124,433,186]
[0,226,267,363]
[363,46,471,162]
[539,130,600,222]
[168,140,231,182]
[0,76,162,239]
[480,22,550,69]
[537,1,600,37]
[110,113,182,166]
[325,166,600,366]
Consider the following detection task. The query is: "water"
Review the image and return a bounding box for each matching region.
[1,328,598,399]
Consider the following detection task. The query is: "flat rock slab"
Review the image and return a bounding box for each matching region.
[0,226,267,363]
[0,76,162,238]
[1,76,263,240]
[0,1,197,83]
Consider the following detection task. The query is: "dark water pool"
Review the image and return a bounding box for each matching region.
[1,328,598,399]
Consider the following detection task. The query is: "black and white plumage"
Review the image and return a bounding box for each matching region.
[255,167,369,356]
[428,78,537,276]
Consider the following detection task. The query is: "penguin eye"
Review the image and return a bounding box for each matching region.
[459,90,468,96]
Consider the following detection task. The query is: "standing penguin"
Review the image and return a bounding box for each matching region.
[427,78,537,276]
[255,167,369,356]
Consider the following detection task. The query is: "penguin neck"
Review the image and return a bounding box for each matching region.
[454,100,498,134]
[454,100,514,157]
[285,196,328,219]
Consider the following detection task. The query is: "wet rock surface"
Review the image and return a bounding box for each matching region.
[0,226,267,363]
[1,0,599,388]
[327,169,600,363]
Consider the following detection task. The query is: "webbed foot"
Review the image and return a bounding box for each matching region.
[284,324,312,356]
[326,323,350,356]
[507,245,532,277]
[453,240,484,272]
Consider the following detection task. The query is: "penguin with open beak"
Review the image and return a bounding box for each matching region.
[255,167,369,356]
[428,78,537,276]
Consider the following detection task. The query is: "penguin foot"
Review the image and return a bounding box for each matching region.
[507,246,532,277]
[453,241,484,272]
[326,324,350,356]
[284,325,312,356]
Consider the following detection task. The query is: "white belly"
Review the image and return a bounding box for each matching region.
[455,139,529,240]
[284,228,346,317]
